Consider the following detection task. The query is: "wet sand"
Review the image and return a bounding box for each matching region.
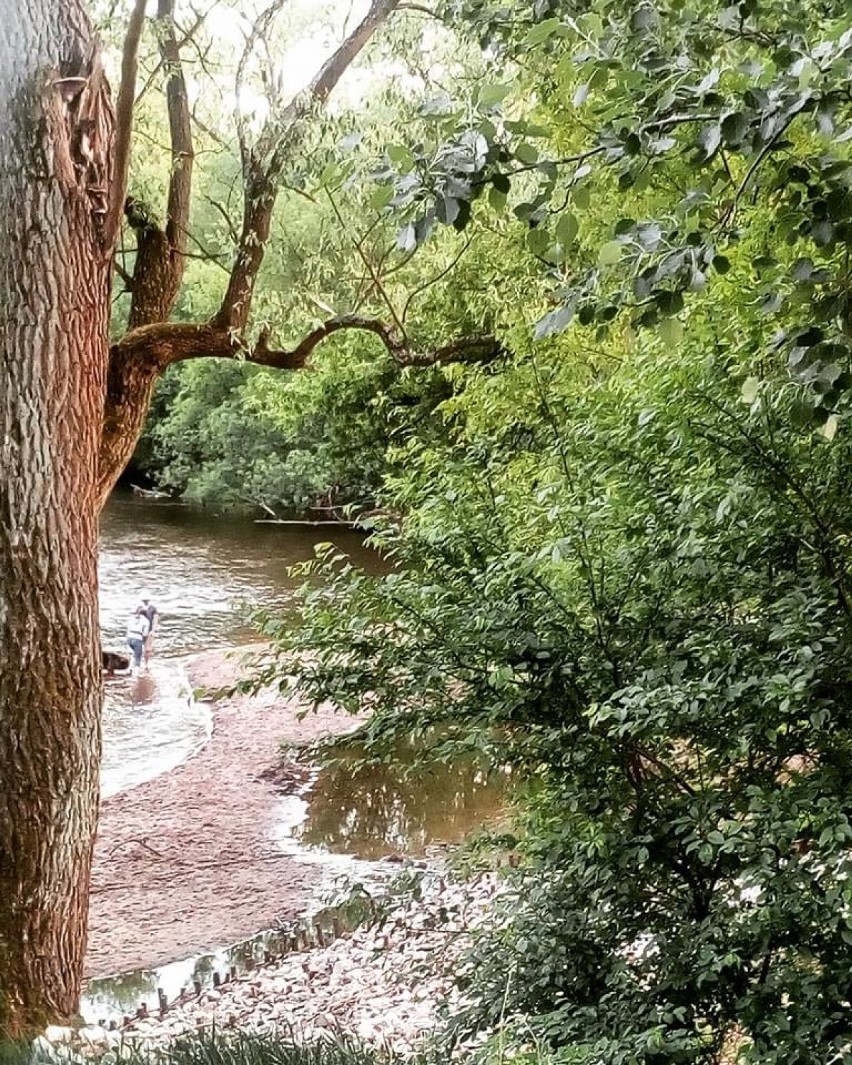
[85,645,365,979]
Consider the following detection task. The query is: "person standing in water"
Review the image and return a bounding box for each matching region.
[126,608,150,673]
[137,589,160,666]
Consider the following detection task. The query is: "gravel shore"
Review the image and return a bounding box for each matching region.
[58,874,502,1057]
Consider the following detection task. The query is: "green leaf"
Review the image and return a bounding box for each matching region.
[452,199,472,232]
[721,111,749,147]
[396,223,416,252]
[556,212,579,247]
[515,143,540,166]
[523,18,566,47]
[370,185,394,211]
[386,144,415,172]
[741,376,760,403]
[478,82,513,109]
[573,185,591,210]
[489,186,508,211]
[535,305,574,338]
[437,196,461,225]
[821,414,838,440]
[655,290,684,316]
[527,228,551,256]
[697,123,721,159]
[573,84,589,108]
[598,241,623,266]
[319,162,341,187]
[658,318,684,347]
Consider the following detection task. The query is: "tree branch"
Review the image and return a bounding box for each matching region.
[113,259,134,288]
[112,314,502,371]
[160,0,195,256]
[99,0,403,507]
[98,309,502,508]
[125,0,196,330]
[398,3,441,17]
[326,188,407,341]
[133,3,214,107]
[103,0,148,249]
[212,0,402,335]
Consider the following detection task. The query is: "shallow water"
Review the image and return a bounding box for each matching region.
[99,492,379,796]
[284,741,508,861]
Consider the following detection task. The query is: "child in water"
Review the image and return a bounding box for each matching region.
[126,607,150,673]
[137,589,159,665]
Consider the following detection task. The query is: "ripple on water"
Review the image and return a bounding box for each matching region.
[100,659,212,799]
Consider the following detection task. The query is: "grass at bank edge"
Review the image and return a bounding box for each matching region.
[3,1031,442,1065]
[122,1032,413,1065]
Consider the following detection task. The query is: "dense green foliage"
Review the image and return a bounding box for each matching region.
[120,0,852,1060]
[236,4,852,1062]
[376,0,852,427]
[141,353,451,514]
[258,305,852,1062]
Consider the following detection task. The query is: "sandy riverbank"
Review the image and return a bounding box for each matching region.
[85,645,366,979]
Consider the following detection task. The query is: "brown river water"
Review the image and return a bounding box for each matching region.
[98,491,381,796]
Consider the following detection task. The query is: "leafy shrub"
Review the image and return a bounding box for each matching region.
[263,340,852,1063]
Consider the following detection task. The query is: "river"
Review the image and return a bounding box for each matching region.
[98,492,380,797]
[86,492,505,1020]
[99,491,505,856]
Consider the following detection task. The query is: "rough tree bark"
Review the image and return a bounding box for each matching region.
[0,0,408,1034]
[0,0,113,1039]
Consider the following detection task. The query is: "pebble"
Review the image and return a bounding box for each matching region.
[67,874,500,1055]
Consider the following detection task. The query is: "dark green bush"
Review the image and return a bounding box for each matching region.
[264,343,852,1063]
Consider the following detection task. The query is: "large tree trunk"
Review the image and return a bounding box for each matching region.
[0,0,112,1039]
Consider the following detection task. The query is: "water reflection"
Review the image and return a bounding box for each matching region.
[84,970,158,1019]
[100,659,208,798]
[294,741,508,860]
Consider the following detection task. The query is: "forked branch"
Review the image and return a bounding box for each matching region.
[212,0,402,334]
